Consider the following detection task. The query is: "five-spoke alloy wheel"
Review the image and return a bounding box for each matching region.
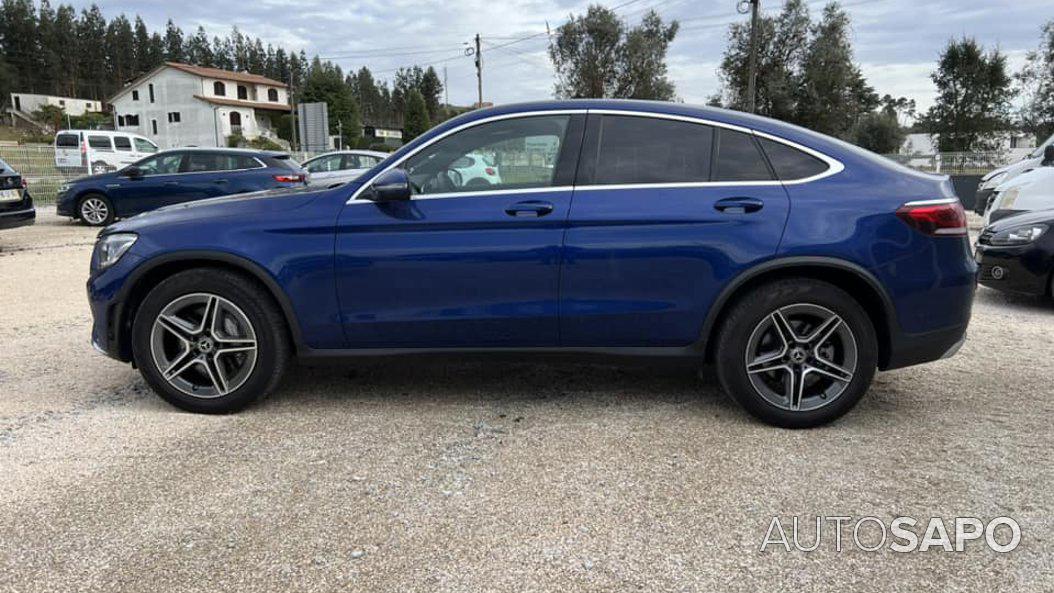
[132,269,290,413]
[716,279,877,428]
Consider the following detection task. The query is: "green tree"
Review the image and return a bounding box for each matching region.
[548,5,679,100]
[75,5,107,99]
[300,57,361,145]
[31,103,63,131]
[793,3,878,138]
[920,37,1015,152]
[852,110,904,154]
[403,88,429,141]
[717,0,810,119]
[1016,20,1054,144]
[419,66,443,123]
[105,15,135,93]
[184,26,213,66]
[163,19,184,62]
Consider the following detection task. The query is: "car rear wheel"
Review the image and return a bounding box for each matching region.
[79,194,114,226]
[715,279,877,428]
[131,269,290,413]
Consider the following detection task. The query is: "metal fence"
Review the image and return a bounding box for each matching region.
[880,151,1015,175]
[0,144,86,206]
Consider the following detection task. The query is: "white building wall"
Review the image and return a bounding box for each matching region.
[10,93,102,116]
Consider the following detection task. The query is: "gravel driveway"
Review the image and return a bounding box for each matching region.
[1,209,1051,592]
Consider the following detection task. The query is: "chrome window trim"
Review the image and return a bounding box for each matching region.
[902,198,959,206]
[344,108,845,204]
[134,153,267,178]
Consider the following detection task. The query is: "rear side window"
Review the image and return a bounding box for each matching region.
[56,133,79,148]
[134,138,157,153]
[758,138,829,180]
[113,137,132,152]
[712,129,772,182]
[88,136,113,152]
[593,115,713,185]
[271,155,303,171]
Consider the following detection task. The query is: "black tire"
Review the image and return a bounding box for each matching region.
[714,278,878,428]
[131,268,290,413]
[78,193,115,226]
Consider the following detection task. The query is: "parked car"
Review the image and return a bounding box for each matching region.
[976,209,1053,299]
[982,166,1054,225]
[974,139,1054,215]
[57,148,307,226]
[449,151,503,187]
[54,130,159,175]
[302,150,388,187]
[0,157,34,230]
[86,100,976,427]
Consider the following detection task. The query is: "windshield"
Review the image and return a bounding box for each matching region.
[1029,132,1054,158]
[0,158,9,172]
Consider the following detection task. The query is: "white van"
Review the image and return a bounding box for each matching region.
[54,130,159,175]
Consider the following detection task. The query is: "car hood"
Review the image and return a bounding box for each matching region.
[106,185,335,234]
[68,171,122,185]
[985,207,1054,232]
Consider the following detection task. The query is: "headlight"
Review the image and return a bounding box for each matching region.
[981,171,1006,189]
[989,224,1048,246]
[95,233,137,268]
[58,183,70,194]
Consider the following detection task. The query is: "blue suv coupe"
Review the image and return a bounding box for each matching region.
[87,100,976,427]
[57,148,307,226]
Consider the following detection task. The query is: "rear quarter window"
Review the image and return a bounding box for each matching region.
[758,138,829,180]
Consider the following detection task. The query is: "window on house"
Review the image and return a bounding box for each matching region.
[167,112,181,123]
[151,119,158,135]
[124,114,140,126]
[214,81,226,96]
[86,102,91,110]
[59,100,66,106]
[148,83,155,103]
[113,136,132,152]
[268,88,279,102]
[117,116,126,126]
[132,90,139,101]
[237,85,248,100]
[230,112,242,128]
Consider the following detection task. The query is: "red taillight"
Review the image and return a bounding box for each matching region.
[274,174,305,183]
[485,167,496,176]
[896,199,968,237]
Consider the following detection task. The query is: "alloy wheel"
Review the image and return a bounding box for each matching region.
[149,293,258,398]
[744,303,857,412]
[80,198,109,225]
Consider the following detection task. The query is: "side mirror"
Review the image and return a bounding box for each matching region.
[367,168,411,202]
[1043,145,1054,166]
[124,166,143,179]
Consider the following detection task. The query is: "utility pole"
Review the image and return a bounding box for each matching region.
[744,0,761,114]
[443,65,449,108]
[474,33,483,108]
[289,70,299,152]
[337,119,343,150]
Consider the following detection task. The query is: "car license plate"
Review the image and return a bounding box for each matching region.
[0,189,20,202]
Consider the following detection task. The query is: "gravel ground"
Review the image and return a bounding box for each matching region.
[1,209,1052,592]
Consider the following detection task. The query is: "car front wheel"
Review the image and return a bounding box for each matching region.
[131,269,290,413]
[715,279,877,428]
[79,194,114,226]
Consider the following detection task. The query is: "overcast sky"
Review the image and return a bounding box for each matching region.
[77,0,1053,111]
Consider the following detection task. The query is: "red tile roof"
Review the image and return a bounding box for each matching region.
[193,95,291,111]
[167,62,287,88]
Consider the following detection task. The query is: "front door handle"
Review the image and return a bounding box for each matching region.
[213,179,229,185]
[505,200,554,218]
[164,181,179,186]
[714,197,764,214]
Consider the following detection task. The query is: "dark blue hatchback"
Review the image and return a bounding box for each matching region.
[86,100,976,427]
[57,148,306,226]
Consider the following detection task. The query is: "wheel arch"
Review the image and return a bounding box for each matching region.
[700,257,897,369]
[113,251,303,361]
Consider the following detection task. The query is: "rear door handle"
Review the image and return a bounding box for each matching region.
[714,197,764,214]
[163,181,179,186]
[505,200,554,218]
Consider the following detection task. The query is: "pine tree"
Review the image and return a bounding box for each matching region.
[184,26,213,66]
[75,5,107,99]
[163,19,184,62]
[403,89,429,141]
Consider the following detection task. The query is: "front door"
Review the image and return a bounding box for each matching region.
[109,151,189,216]
[334,113,584,348]
[559,114,791,347]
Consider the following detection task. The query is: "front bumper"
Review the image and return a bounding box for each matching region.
[975,243,1050,296]
[87,251,144,362]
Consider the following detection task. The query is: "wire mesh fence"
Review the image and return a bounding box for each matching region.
[0,144,86,206]
[880,152,1015,175]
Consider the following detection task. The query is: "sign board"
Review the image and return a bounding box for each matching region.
[297,102,329,153]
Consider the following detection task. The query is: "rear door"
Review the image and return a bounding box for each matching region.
[559,113,791,347]
[111,135,139,169]
[54,132,83,170]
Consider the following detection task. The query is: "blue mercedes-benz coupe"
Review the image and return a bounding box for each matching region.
[87,100,976,427]
[57,148,307,226]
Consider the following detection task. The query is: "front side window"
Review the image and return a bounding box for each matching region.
[113,137,132,152]
[135,153,183,175]
[402,115,570,195]
[758,138,829,181]
[88,136,113,152]
[306,155,342,173]
[712,129,773,182]
[592,115,713,185]
[134,138,158,153]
